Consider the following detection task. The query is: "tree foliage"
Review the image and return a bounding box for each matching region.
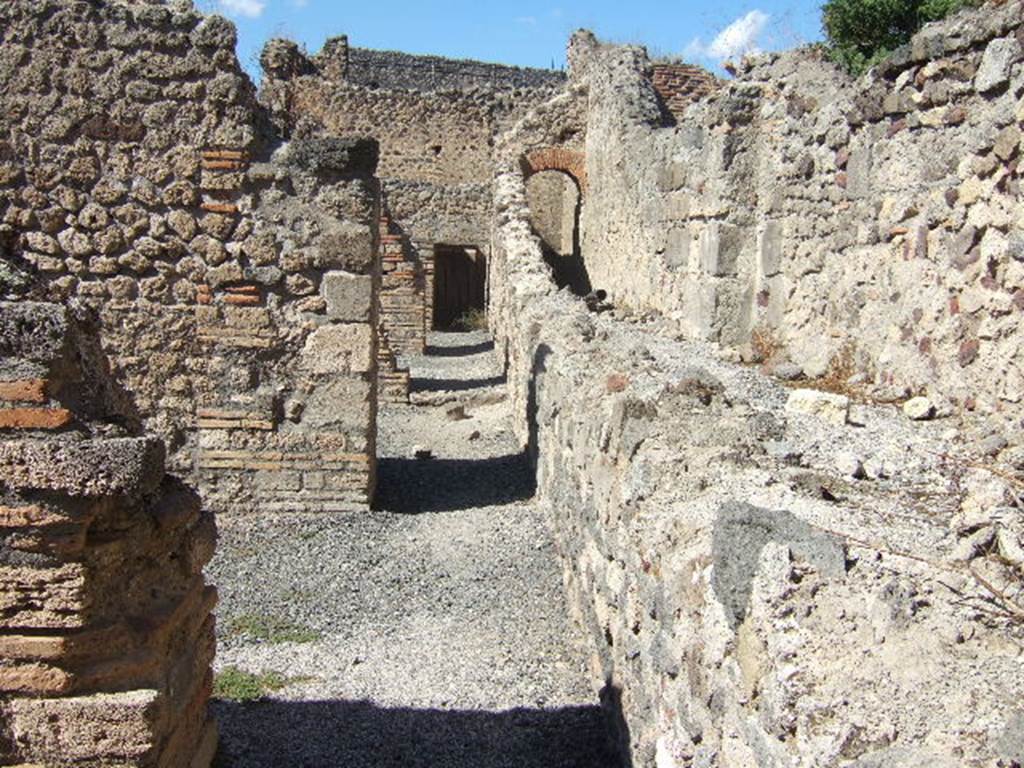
[822,0,977,75]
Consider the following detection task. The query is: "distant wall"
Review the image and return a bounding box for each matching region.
[346,44,566,93]
[261,35,565,352]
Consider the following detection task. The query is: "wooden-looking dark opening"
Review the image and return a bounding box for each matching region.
[432,245,487,330]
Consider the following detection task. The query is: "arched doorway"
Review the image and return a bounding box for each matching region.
[525,170,589,296]
[520,147,590,297]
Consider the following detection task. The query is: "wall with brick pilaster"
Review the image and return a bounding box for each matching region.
[0,301,218,768]
[0,1,381,513]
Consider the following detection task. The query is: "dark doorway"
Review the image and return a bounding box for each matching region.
[433,245,486,330]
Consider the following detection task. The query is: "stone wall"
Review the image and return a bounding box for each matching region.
[346,43,566,93]
[574,4,1024,431]
[0,302,218,767]
[489,162,1024,768]
[0,0,381,514]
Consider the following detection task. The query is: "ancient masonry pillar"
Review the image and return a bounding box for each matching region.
[0,303,218,767]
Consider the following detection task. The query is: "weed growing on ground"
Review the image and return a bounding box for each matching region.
[212,667,290,703]
[226,613,321,644]
[454,307,488,331]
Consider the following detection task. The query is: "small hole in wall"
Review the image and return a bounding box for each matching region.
[431,144,442,156]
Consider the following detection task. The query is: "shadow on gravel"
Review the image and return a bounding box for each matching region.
[410,374,507,394]
[425,339,495,357]
[374,453,536,513]
[213,699,622,768]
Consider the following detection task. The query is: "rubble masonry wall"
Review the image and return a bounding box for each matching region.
[577,4,1024,431]
[0,0,382,514]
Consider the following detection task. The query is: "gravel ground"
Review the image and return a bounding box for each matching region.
[208,331,618,768]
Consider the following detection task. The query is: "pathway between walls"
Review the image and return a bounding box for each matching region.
[208,330,620,768]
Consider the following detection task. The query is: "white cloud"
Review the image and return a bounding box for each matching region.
[516,15,538,25]
[685,9,769,63]
[293,0,309,7]
[218,0,266,18]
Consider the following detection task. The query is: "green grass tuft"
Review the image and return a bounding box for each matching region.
[212,667,290,703]
[226,613,322,644]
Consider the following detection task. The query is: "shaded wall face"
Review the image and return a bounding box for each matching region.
[0,1,381,513]
[578,10,1024,424]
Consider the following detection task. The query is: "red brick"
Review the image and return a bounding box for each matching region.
[200,202,238,214]
[201,149,248,161]
[201,159,246,171]
[606,373,629,393]
[0,408,73,430]
[0,380,47,404]
[223,294,261,306]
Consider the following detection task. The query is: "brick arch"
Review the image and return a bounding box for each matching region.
[520,147,587,194]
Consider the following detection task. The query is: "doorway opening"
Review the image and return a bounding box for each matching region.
[524,170,590,297]
[432,245,487,330]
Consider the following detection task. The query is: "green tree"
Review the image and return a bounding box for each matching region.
[822,0,976,75]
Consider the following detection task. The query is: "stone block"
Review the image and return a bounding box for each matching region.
[1,690,163,764]
[846,144,872,199]
[975,36,1022,93]
[758,220,783,277]
[664,227,690,270]
[785,388,850,425]
[301,324,374,375]
[0,302,68,366]
[699,222,741,277]
[317,222,377,274]
[0,437,165,497]
[322,271,374,321]
[301,378,373,430]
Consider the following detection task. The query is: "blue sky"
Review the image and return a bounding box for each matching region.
[198,0,826,79]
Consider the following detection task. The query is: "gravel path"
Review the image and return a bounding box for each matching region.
[208,331,619,768]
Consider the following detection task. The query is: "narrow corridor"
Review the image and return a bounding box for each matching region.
[209,331,619,767]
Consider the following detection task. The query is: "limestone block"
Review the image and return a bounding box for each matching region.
[903,396,935,420]
[301,324,374,375]
[322,271,374,321]
[785,388,850,425]
[317,221,377,274]
[975,36,1022,93]
[758,220,783,278]
[846,144,872,199]
[665,227,690,270]
[699,222,741,277]
[1,690,163,764]
[301,378,374,430]
[0,437,165,497]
